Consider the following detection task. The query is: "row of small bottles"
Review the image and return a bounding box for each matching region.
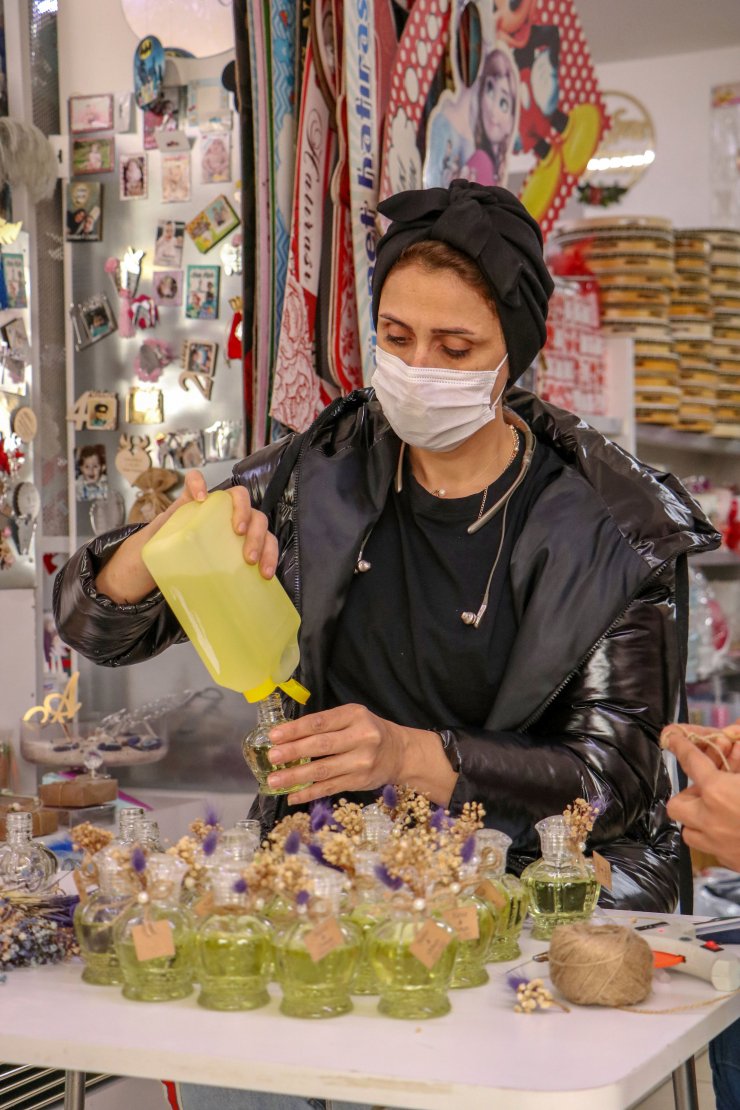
[72,807,600,1019]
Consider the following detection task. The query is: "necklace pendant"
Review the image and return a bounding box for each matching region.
[431,488,446,498]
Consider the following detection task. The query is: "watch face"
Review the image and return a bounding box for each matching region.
[13,481,40,519]
[89,489,126,534]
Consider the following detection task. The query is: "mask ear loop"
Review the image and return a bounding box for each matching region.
[467,414,535,535]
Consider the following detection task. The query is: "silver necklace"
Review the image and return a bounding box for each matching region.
[355,415,536,628]
[431,425,519,519]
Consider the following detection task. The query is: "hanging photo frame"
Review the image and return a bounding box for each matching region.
[120,153,148,200]
[69,93,115,135]
[185,265,220,319]
[69,294,117,350]
[72,137,115,175]
[185,195,239,253]
[66,181,103,241]
[179,340,218,400]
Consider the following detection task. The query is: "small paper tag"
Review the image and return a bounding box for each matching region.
[409,919,454,970]
[591,851,613,891]
[304,916,344,963]
[442,905,480,941]
[131,919,176,961]
[476,879,508,910]
[192,892,214,918]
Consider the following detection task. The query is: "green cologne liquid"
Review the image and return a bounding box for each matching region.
[242,743,310,796]
[485,875,528,962]
[75,917,124,986]
[448,895,494,990]
[368,918,458,1020]
[196,915,272,1011]
[521,815,600,941]
[278,926,361,1018]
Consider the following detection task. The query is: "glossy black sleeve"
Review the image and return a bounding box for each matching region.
[445,575,681,911]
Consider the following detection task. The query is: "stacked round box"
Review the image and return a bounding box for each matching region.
[550,216,678,426]
[672,233,716,433]
[683,228,740,433]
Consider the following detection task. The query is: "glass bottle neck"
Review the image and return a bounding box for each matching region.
[257,693,286,727]
[6,813,33,845]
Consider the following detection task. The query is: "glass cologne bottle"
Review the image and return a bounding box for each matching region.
[195,871,272,1011]
[521,815,600,940]
[242,693,310,796]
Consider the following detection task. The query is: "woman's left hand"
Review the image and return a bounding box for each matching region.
[266,704,407,805]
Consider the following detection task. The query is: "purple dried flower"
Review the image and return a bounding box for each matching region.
[131,847,147,874]
[296,889,310,907]
[382,784,398,809]
[202,829,219,857]
[309,800,334,833]
[307,842,343,872]
[204,803,220,828]
[374,863,403,891]
[232,877,248,895]
[506,971,530,992]
[461,835,476,864]
[430,807,450,832]
[284,829,301,855]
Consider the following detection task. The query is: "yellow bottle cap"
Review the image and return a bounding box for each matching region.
[243,678,311,705]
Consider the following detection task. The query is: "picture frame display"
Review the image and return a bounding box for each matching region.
[72,137,115,175]
[152,269,183,307]
[65,181,103,241]
[1,254,28,308]
[161,152,191,204]
[120,153,148,200]
[153,219,185,267]
[69,93,115,134]
[185,265,220,319]
[185,194,240,253]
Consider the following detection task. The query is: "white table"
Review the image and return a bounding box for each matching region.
[1,912,738,1110]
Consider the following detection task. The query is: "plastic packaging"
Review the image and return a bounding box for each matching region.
[142,491,309,704]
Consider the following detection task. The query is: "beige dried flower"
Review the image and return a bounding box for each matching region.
[70,822,114,857]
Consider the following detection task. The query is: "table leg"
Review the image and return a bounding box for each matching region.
[672,1058,699,1110]
[63,1070,86,1110]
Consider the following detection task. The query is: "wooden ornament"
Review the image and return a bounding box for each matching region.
[115,434,152,483]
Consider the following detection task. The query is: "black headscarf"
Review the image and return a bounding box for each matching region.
[373,179,554,381]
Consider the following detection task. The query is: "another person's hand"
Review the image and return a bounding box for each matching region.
[660,722,740,773]
[665,733,740,872]
[264,703,457,807]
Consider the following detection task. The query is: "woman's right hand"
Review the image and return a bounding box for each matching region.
[95,471,279,606]
[155,470,279,579]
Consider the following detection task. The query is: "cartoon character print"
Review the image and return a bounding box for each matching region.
[495,0,604,226]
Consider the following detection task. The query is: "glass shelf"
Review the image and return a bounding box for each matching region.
[636,425,740,456]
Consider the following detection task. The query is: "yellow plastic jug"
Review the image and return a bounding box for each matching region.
[141,490,309,705]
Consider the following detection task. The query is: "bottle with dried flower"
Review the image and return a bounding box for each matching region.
[195,870,272,1011]
[446,862,495,990]
[0,810,57,892]
[521,806,601,939]
[242,693,310,796]
[475,829,528,962]
[114,852,196,1001]
[277,870,362,1018]
[367,885,459,1019]
[74,849,139,985]
[348,849,388,995]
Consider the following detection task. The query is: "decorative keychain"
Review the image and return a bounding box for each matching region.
[10,480,40,555]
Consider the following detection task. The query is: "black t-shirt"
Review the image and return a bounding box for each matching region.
[326,434,563,729]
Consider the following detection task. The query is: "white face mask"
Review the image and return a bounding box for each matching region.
[371,345,508,452]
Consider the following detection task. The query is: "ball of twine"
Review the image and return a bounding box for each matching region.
[549,923,653,1007]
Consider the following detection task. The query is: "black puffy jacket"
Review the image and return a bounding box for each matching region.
[54,388,720,911]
